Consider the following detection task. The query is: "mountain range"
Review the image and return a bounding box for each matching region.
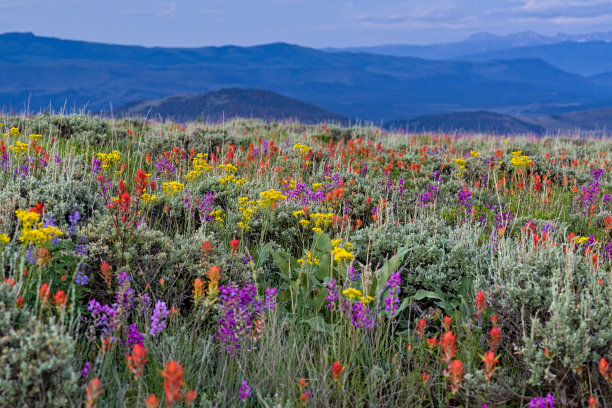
[325,31,612,63]
[2,32,612,125]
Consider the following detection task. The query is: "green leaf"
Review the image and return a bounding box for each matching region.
[272,250,291,277]
[375,246,412,294]
[255,244,270,269]
[413,289,441,301]
[301,316,333,334]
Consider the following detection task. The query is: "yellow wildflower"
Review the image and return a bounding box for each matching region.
[162,181,184,196]
[342,288,362,300]
[0,233,10,246]
[294,143,311,156]
[15,210,40,229]
[332,247,354,263]
[359,295,374,305]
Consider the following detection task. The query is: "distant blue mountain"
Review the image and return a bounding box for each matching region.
[2,32,612,121]
[456,41,612,76]
[324,31,612,62]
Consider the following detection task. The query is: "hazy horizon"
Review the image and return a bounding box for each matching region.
[2,0,612,48]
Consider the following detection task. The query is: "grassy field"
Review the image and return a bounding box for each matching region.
[0,115,611,407]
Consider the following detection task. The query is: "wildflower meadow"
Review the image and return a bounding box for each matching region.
[1,114,612,407]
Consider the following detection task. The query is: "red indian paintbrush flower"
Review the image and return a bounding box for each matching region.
[332,361,343,381]
[39,283,50,305]
[444,360,464,395]
[416,318,426,337]
[126,344,148,379]
[475,291,485,315]
[489,326,502,352]
[440,331,457,362]
[481,351,499,383]
[442,316,452,332]
[53,290,67,309]
[145,394,159,408]
[85,378,104,408]
[599,357,611,381]
[162,361,184,406]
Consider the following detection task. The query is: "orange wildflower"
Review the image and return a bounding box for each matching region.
[145,394,159,408]
[481,351,499,383]
[125,344,148,379]
[162,361,184,406]
[331,361,343,381]
[440,331,457,362]
[85,378,104,408]
[444,360,464,394]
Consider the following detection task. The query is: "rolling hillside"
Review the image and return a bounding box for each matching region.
[2,33,612,121]
[115,88,348,124]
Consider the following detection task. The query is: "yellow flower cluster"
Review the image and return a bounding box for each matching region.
[15,210,40,229]
[210,209,224,225]
[341,288,373,304]
[185,153,213,181]
[218,175,248,186]
[9,141,29,154]
[237,197,258,231]
[310,212,333,227]
[141,193,158,205]
[0,233,10,246]
[470,150,480,157]
[297,250,320,266]
[575,236,589,245]
[259,189,287,209]
[162,181,184,196]
[217,163,238,173]
[15,209,63,247]
[312,183,323,191]
[29,134,43,142]
[294,143,311,156]
[331,238,353,263]
[511,151,531,168]
[97,150,121,169]
[8,127,20,137]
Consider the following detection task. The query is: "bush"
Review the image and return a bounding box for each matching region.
[0,285,79,407]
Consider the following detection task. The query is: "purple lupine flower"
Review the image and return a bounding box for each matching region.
[123,323,144,347]
[457,186,472,216]
[326,278,339,310]
[150,300,169,336]
[604,241,612,262]
[116,287,135,310]
[197,192,216,223]
[215,284,263,355]
[67,210,81,235]
[385,272,401,318]
[117,271,131,284]
[81,362,90,377]
[90,157,102,174]
[75,266,89,285]
[347,265,359,281]
[26,245,36,265]
[87,299,117,337]
[239,380,252,401]
[350,302,374,329]
[154,157,176,179]
[265,287,278,312]
[529,393,556,408]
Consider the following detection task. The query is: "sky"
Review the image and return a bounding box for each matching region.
[1,0,612,47]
